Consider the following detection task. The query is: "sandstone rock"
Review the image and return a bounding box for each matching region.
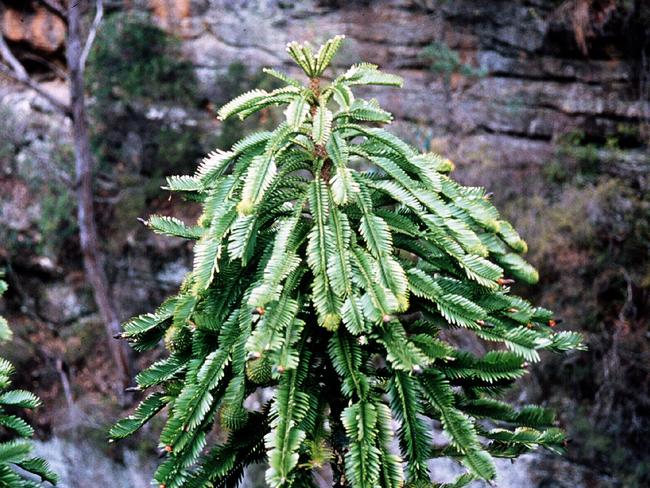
[1,7,65,54]
[156,259,190,288]
[0,179,40,233]
[150,0,191,26]
[428,453,618,488]
[0,3,646,484]
[33,438,156,488]
[39,283,88,324]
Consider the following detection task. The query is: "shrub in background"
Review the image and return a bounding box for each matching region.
[85,13,206,249]
[87,13,197,106]
[87,12,204,178]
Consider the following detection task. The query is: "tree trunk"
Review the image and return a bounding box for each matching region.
[66,1,131,393]
[329,398,349,488]
[326,364,349,488]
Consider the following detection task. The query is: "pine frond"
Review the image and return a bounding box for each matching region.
[164,174,203,192]
[548,331,586,352]
[248,215,303,308]
[239,154,278,215]
[135,354,186,389]
[387,372,431,481]
[343,401,381,488]
[408,269,486,329]
[328,330,368,398]
[109,393,167,440]
[312,102,333,146]
[494,253,539,284]
[338,99,392,124]
[286,40,318,77]
[0,415,33,439]
[285,94,311,129]
[375,401,404,488]
[265,346,310,488]
[329,83,355,110]
[378,321,430,372]
[313,35,345,76]
[264,67,303,88]
[147,215,204,240]
[196,149,235,184]
[327,132,359,205]
[418,371,496,480]
[192,202,237,292]
[0,278,57,486]
[350,248,397,321]
[218,87,301,121]
[307,180,342,329]
[246,293,299,363]
[339,63,403,87]
[0,391,40,409]
[17,457,58,485]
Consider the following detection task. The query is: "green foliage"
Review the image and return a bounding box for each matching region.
[37,189,76,258]
[86,12,206,246]
[0,105,22,170]
[86,11,203,176]
[87,13,197,105]
[544,130,601,183]
[213,62,284,150]
[115,37,584,487]
[0,276,57,486]
[420,42,485,81]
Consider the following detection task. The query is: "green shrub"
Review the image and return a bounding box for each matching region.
[87,13,197,106]
[86,13,206,240]
[420,41,485,81]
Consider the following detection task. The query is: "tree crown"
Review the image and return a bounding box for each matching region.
[113,36,584,488]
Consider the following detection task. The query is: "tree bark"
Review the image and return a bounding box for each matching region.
[66,1,132,393]
[329,397,349,488]
[325,361,349,488]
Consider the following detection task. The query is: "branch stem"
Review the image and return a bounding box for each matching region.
[309,76,332,181]
[325,360,349,488]
[79,0,103,73]
[0,34,70,115]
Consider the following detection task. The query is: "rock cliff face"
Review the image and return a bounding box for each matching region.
[2,0,646,176]
[147,0,648,175]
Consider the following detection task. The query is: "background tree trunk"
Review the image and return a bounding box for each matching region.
[1,0,132,395]
[327,370,349,488]
[66,1,132,392]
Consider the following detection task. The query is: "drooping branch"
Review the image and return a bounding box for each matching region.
[79,0,103,73]
[328,375,350,488]
[0,31,27,79]
[0,35,71,115]
[21,51,69,80]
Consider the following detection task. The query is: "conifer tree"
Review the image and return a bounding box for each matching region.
[113,36,584,488]
[0,276,57,487]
